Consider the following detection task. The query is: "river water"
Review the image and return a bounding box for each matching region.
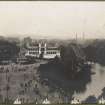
[73,63,105,101]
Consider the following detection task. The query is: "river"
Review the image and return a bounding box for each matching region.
[73,63,105,101]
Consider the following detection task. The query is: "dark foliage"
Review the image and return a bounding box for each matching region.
[83,45,97,62]
[83,39,105,65]
[0,39,20,62]
[60,43,86,79]
[38,60,91,101]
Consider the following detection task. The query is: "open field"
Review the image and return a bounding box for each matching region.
[0,60,50,104]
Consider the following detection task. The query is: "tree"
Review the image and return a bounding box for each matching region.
[0,39,20,62]
[60,43,86,79]
[22,37,32,48]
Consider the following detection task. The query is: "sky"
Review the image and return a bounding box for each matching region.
[0,1,105,39]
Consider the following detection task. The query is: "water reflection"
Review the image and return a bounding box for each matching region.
[74,63,105,102]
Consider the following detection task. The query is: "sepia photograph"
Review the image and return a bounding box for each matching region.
[0,1,105,104]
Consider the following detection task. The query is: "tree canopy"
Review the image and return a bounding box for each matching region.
[0,39,20,61]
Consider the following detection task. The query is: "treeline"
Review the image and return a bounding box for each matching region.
[59,43,86,79]
[83,39,105,65]
[59,39,105,78]
[0,38,20,62]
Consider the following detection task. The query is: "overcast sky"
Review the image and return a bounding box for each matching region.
[0,1,105,39]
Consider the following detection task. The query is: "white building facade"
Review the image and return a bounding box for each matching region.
[25,43,60,59]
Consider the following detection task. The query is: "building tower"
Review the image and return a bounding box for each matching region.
[44,43,47,55]
[38,43,41,55]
